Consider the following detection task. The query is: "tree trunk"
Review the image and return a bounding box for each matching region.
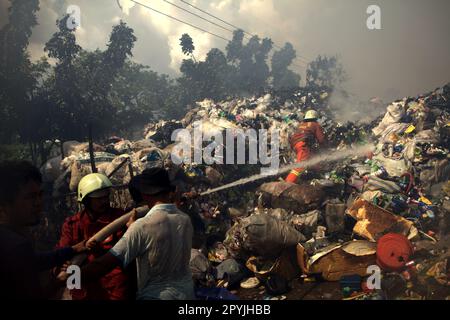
[60,139,65,160]
[88,123,97,173]
[29,142,37,166]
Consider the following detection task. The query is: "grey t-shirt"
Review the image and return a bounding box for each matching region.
[110,204,194,300]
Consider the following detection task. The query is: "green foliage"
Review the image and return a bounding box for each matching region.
[0,3,345,165]
[225,31,273,93]
[0,0,40,143]
[179,47,235,103]
[0,144,31,162]
[180,33,195,57]
[43,17,137,141]
[179,29,281,102]
[110,61,179,128]
[225,29,244,64]
[104,21,137,71]
[306,55,347,90]
[271,42,301,90]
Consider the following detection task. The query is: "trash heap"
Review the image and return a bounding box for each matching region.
[186,84,450,300]
[40,83,450,300]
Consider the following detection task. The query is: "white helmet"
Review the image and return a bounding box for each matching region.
[304,110,319,120]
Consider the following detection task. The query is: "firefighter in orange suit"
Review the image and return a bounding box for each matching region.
[286,110,326,183]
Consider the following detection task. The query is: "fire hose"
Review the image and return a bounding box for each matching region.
[58,206,150,277]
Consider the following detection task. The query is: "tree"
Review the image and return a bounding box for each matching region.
[86,21,137,136]
[44,15,83,140]
[252,37,273,93]
[180,33,196,61]
[306,55,347,90]
[178,45,237,104]
[271,42,301,90]
[109,60,178,129]
[225,31,273,94]
[226,29,244,65]
[44,18,137,141]
[0,1,319,165]
[103,21,137,72]
[179,31,235,103]
[0,0,40,144]
[201,48,233,101]
[20,57,54,164]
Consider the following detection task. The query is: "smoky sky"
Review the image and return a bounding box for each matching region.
[1,0,449,102]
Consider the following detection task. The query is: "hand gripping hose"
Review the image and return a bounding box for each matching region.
[59,206,150,275]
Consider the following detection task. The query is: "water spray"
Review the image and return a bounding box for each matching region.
[200,144,375,196]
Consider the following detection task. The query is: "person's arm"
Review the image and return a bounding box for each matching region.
[55,251,121,287]
[316,124,326,146]
[289,131,302,149]
[81,223,143,282]
[35,240,89,271]
[80,252,122,283]
[56,218,75,248]
[50,217,78,275]
[58,222,144,284]
[34,247,75,271]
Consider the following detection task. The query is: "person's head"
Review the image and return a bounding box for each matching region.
[128,175,144,206]
[142,148,166,170]
[0,161,43,227]
[303,110,319,122]
[78,173,112,217]
[133,168,176,207]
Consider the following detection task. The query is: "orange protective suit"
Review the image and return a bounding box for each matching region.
[286,121,326,183]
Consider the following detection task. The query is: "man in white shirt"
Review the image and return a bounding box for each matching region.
[76,168,195,300]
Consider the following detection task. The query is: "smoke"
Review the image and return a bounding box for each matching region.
[328,88,385,125]
[1,0,449,101]
[201,143,375,196]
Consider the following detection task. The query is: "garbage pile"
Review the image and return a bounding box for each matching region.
[39,83,450,300]
[185,84,450,300]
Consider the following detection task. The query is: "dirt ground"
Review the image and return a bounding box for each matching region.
[237,279,343,300]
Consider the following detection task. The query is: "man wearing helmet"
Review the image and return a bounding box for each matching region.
[285,110,326,183]
[59,168,195,300]
[56,173,133,300]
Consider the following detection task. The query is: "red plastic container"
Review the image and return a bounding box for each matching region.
[376,233,414,272]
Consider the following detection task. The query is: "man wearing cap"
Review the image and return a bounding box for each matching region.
[65,168,195,300]
[56,173,133,300]
[286,110,326,183]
